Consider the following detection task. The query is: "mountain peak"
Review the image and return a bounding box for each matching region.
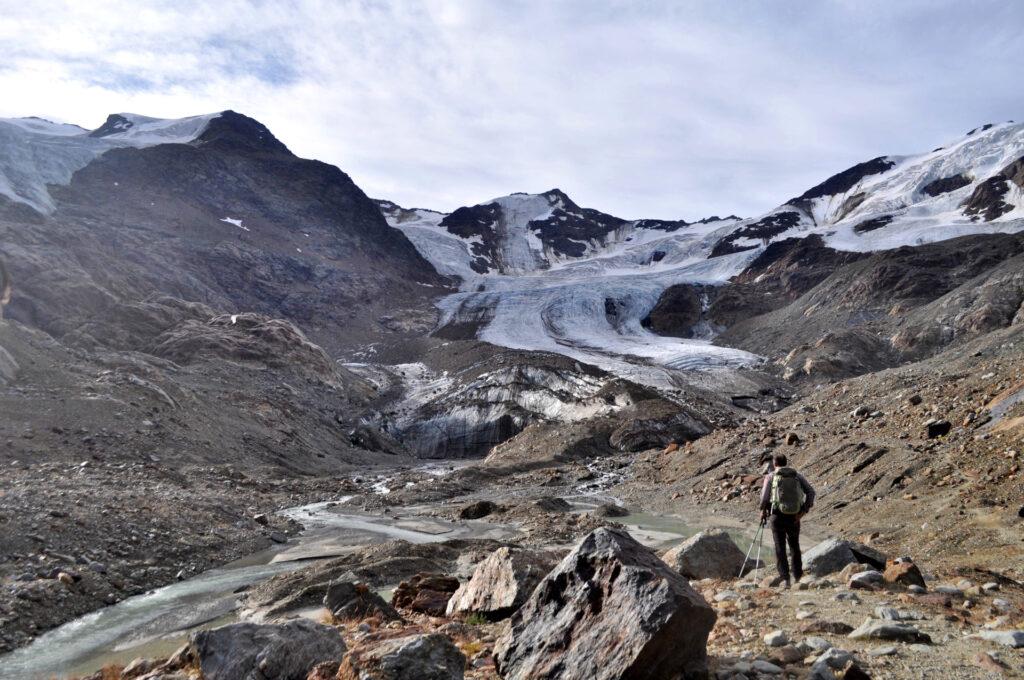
[191,110,291,155]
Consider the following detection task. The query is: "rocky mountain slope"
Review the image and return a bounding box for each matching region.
[0,111,448,359]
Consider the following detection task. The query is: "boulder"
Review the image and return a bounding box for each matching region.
[591,503,629,518]
[848,570,884,590]
[493,527,716,680]
[446,547,557,620]
[337,633,465,680]
[883,558,925,588]
[804,538,887,576]
[191,620,346,680]
[323,580,401,621]
[970,630,1024,648]
[390,573,460,616]
[661,528,752,580]
[458,500,499,520]
[532,497,572,513]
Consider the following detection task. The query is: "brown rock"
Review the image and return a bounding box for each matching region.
[306,660,340,680]
[883,559,926,588]
[391,573,460,617]
[446,547,557,620]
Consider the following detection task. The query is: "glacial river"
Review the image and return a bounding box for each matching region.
[0,488,737,679]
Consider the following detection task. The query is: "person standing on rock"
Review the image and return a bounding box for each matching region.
[759,453,815,588]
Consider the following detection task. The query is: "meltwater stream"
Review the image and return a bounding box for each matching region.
[0,494,517,680]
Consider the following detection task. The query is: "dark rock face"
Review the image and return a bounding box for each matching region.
[337,633,465,680]
[529,189,626,257]
[493,527,716,680]
[190,620,347,680]
[963,156,1024,221]
[710,211,803,257]
[641,284,708,338]
[921,173,972,197]
[440,202,501,274]
[792,156,895,202]
[852,214,893,234]
[963,176,1013,221]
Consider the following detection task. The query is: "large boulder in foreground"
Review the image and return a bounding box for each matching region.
[804,538,887,577]
[446,546,557,620]
[337,633,465,680]
[191,620,346,680]
[661,529,752,580]
[493,527,716,680]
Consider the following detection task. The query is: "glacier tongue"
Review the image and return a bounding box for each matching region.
[383,196,761,388]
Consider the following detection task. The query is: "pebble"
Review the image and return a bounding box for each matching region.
[801,637,832,652]
[763,630,789,647]
[868,646,898,657]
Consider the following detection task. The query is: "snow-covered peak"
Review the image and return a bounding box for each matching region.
[711,120,1024,256]
[0,111,223,212]
[89,112,219,145]
[381,190,736,281]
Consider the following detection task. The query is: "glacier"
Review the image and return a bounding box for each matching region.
[382,194,764,389]
[382,122,1024,388]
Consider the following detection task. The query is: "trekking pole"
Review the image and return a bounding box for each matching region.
[738,525,759,579]
[738,521,764,579]
[752,521,765,584]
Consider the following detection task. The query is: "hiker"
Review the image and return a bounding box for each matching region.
[759,453,815,588]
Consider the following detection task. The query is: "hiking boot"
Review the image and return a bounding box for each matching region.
[768,575,790,588]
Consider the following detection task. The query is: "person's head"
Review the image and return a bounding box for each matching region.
[773,454,788,469]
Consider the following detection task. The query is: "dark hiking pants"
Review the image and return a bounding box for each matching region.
[770,513,802,582]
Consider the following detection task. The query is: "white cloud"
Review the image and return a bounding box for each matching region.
[1,0,1021,219]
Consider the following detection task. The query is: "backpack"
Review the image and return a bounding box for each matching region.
[771,467,805,515]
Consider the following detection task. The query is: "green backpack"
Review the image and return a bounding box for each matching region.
[771,467,805,515]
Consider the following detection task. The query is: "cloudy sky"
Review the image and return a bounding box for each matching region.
[1,0,1022,219]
